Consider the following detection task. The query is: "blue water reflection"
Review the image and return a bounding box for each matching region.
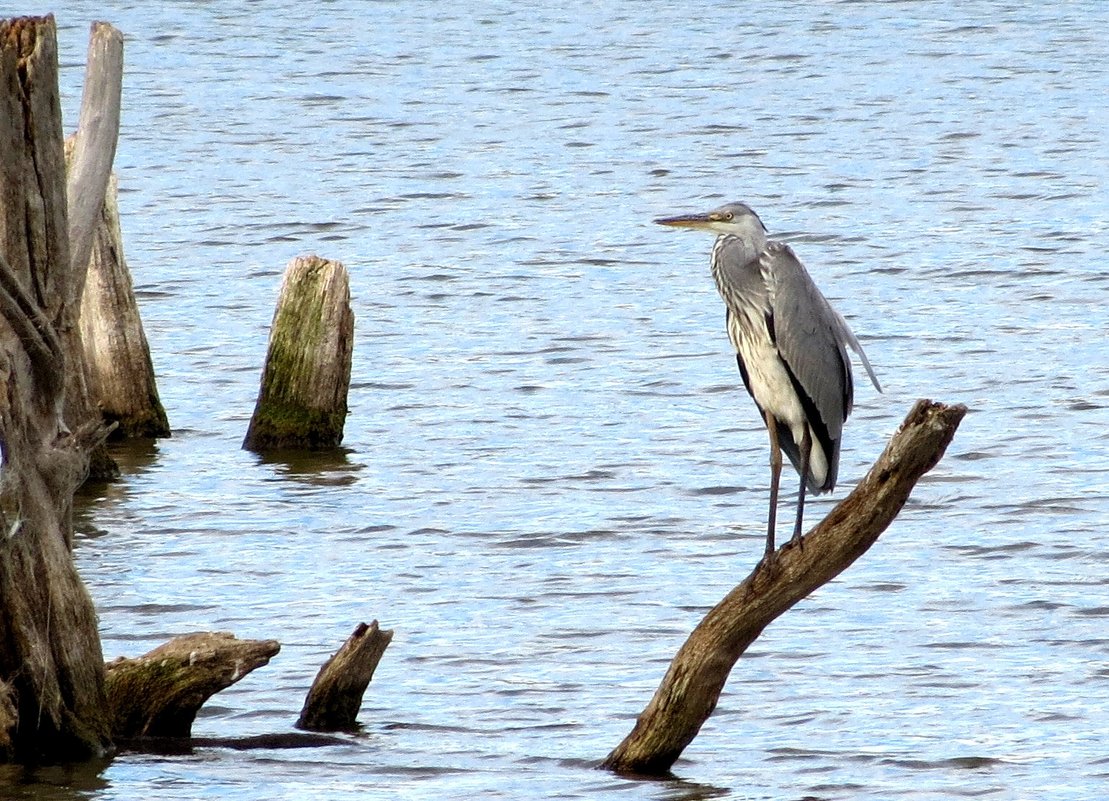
[32,0,1109,798]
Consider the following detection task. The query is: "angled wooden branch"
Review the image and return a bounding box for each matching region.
[602,399,967,776]
[296,621,393,732]
[66,21,122,295]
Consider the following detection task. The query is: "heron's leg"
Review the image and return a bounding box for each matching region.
[764,414,782,558]
[792,425,812,546]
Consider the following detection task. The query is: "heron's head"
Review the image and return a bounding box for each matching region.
[654,202,767,243]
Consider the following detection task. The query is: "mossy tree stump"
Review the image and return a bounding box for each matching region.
[105,632,280,740]
[243,255,353,452]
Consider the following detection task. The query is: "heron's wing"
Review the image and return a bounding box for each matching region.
[828,304,882,393]
[762,243,879,432]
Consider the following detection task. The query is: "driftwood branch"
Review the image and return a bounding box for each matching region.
[602,399,967,776]
[66,21,122,295]
[296,621,394,732]
[105,632,280,740]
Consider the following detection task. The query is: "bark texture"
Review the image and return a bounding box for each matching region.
[105,632,280,739]
[76,170,170,438]
[602,399,967,776]
[62,20,124,480]
[296,621,393,732]
[243,255,353,452]
[0,16,118,762]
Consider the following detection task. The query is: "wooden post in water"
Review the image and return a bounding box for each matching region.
[602,400,967,776]
[0,16,121,762]
[296,621,394,732]
[76,170,171,438]
[243,255,353,452]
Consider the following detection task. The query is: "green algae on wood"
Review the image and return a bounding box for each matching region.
[105,632,280,739]
[243,255,354,451]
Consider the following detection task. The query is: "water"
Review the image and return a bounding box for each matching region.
[8,1,1109,798]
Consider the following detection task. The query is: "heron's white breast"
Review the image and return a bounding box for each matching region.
[730,310,830,486]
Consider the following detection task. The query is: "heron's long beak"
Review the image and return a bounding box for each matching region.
[654,212,715,229]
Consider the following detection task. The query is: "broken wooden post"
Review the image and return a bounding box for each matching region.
[602,399,967,776]
[105,632,280,739]
[296,621,393,732]
[243,255,353,452]
[64,19,125,480]
[0,15,119,762]
[76,169,171,438]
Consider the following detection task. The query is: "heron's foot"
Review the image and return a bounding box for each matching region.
[756,544,780,575]
[789,529,804,550]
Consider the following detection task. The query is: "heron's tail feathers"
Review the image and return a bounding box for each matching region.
[777,422,839,494]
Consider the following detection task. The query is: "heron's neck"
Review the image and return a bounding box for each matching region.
[714,229,766,263]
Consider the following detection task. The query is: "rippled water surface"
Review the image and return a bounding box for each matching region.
[11,1,1109,798]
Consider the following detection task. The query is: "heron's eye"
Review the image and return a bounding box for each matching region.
[723,212,734,221]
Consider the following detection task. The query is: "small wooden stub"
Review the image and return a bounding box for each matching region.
[296,621,394,732]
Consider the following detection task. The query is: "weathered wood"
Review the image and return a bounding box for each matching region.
[120,731,349,755]
[76,170,171,438]
[602,399,967,776]
[243,255,353,451]
[66,22,124,479]
[105,632,280,739]
[66,21,122,301]
[296,621,393,732]
[0,681,17,761]
[0,15,114,762]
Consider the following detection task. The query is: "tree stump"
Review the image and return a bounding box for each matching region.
[105,632,280,740]
[76,170,170,439]
[0,15,121,762]
[602,399,967,776]
[296,621,393,732]
[243,255,353,452]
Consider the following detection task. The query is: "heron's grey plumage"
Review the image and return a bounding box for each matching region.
[655,201,881,557]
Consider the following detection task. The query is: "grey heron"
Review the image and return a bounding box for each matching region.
[655,202,881,558]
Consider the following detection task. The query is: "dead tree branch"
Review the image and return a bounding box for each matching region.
[602,399,967,776]
[296,621,394,732]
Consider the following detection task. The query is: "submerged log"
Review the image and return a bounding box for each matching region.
[243,255,353,452]
[602,400,967,776]
[105,632,280,739]
[121,731,349,755]
[76,170,171,438]
[296,621,394,732]
[0,16,119,762]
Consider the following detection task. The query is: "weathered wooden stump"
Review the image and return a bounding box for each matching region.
[602,400,967,776]
[0,15,120,762]
[105,632,280,740]
[76,170,170,439]
[296,621,393,732]
[243,255,353,452]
